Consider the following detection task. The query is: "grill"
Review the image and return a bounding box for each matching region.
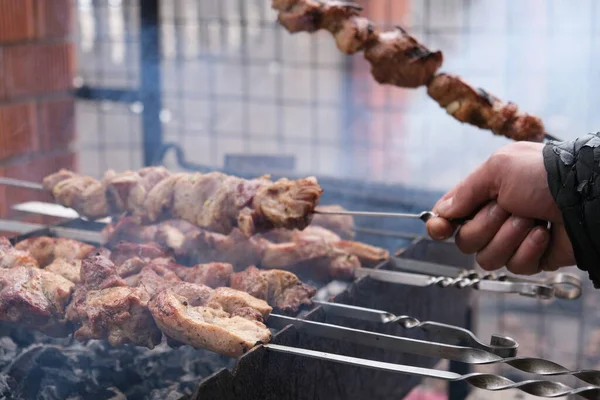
[0,188,589,400]
[0,213,473,400]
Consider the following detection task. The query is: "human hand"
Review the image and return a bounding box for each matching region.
[426,142,575,274]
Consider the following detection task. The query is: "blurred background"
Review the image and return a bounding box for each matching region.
[2,0,599,398]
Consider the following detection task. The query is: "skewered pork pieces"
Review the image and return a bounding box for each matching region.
[149,283,272,357]
[272,1,545,142]
[2,235,319,357]
[427,74,545,142]
[0,266,74,336]
[15,236,96,267]
[102,217,387,278]
[43,168,323,237]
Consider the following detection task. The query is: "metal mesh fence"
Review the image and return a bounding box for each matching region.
[71,1,600,398]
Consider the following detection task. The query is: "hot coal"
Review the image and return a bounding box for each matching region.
[0,324,233,400]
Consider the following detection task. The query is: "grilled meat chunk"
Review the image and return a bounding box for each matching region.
[149,283,272,357]
[127,265,182,298]
[167,262,234,289]
[45,259,82,283]
[0,237,39,269]
[230,266,316,314]
[44,168,322,236]
[364,27,443,88]
[258,231,360,280]
[66,253,162,348]
[427,73,545,141]
[332,241,389,267]
[42,170,109,219]
[15,236,95,267]
[0,266,74,336]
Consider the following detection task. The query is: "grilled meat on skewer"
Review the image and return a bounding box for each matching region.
[0,237,39,269]
[230,266,316,314]
[102,217,386,277]
[0,266,74,336]
[42,169,110,219]
[274,1,442,87]
[43,168,323,237]
[273,1,544,142]
[2,236,317,355]
[260,226,389,269]
[149,283,272,357]
[15,236,96,267]
[259,230,360,279]
[427,74,545,142]
[330,240,389,268]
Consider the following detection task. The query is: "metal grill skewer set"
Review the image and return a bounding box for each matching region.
[0,180,593,399]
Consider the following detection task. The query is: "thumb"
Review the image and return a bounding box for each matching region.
[434,161,498,219]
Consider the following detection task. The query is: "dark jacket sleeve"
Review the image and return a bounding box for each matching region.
[543,133,600,288]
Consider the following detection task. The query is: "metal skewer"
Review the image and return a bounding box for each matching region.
[314,209,469,224]
[313,301,519,357]
[0,177,44,190]
[389,257,582,300]
[265,345,600,400]
[269,311,600,387]
[354,267,558,299]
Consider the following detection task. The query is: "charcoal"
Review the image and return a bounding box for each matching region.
[0,374,16,398]
[0,324,229,400]
[0,337,17,368]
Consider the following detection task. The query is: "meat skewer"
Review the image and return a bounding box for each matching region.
[101,217,389,278]
[2,238,530,368]
[0,168,323,237]
[272,0,553,142]
[45,168,323,237]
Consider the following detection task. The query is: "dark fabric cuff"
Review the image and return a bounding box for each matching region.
[543,133,600,288]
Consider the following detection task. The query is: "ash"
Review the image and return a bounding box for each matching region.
[0,324,233,400]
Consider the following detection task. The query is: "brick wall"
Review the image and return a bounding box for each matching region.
[0,0,76,224]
